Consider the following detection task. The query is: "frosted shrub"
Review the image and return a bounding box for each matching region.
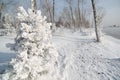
[2,7,58,80]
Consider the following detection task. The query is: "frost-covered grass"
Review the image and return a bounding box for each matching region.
[0,28,120,80]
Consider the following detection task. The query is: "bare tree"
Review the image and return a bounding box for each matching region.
[39,0,56,30]
[0,2,5,27]
[96,7,104,27]
[39,0,55,24]
[45,0,53,22]
[62,7,73,28]
[66,0,75,31]
[51,0,56,31]
[53,0,55,23]
[0,2,5,19]
[91,0,100,42]
[0,0,16,28]
[77,0,82,31]
[74,8,79,28]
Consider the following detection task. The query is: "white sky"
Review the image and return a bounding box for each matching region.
[99,0,120,26]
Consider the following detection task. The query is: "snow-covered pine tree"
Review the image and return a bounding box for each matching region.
[2,7,58,80]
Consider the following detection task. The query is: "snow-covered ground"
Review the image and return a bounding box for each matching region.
[0,28,120,80]
[53,29,120,80]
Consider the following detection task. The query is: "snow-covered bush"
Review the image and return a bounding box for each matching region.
[0,13,17,36]
[2,7,58,80]
[0,29,7,36]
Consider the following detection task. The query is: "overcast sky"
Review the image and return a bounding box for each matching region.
[99,0,120,26]
[2,0,120,26]
[56,0,120,26]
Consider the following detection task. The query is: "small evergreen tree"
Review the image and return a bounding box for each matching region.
[2,7,58,80]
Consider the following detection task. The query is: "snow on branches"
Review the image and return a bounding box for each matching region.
[2,7,58,80]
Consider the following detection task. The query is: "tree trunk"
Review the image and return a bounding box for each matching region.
[0,2,5,27]
[69,5,75,31]
[31,0,37,13]
[91,0,100,42]
[0,10,1,22]
[81,0,84,27]
[78,0,82,31]
[53,0,55,23]
[46,0,52,23]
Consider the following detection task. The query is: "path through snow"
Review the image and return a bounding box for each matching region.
[53,30,120,80]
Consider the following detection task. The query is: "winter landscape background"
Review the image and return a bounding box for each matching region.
[0,0,120,80]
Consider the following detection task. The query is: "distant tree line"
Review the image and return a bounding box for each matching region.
[0,0,104,29]
[0,0,104,42]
